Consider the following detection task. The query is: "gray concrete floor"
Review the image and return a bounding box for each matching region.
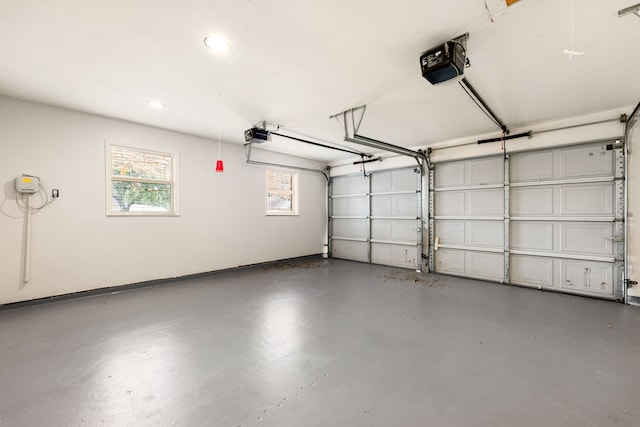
[1,258,639,427]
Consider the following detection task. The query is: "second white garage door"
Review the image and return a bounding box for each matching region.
[330,167,423,270]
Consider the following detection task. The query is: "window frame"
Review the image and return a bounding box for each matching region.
[265,168,299,216]
[105,143,180,217]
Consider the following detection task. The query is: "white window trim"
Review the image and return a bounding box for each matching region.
[266,168,299,216]
[105,142,180,216]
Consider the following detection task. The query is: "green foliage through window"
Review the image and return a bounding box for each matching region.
[108,145,176,214]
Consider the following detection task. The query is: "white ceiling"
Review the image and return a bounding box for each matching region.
[1,0,639,161]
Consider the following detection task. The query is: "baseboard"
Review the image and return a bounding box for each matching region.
[0,254,323,311]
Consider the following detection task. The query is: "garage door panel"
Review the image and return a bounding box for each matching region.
[371,194,418,216]
[511,255,554,288]
[371,220,391,241]
[435,220,465,245]
[435,192,465,216]
[436,189,504,217]
[561,184,613,216]
[371,171,393,193]
[392,169,419,191]
[469,189,504,216]
[469,158,504,185]
[511,222,553,251]
[469,221,504,248]
[332,219,368,239]
[560,145,613,179]
[469,252,505,281]
[395,221,419,242]
[436,220,503,249]
[372,220,418,242]
[372,244,418,269]
[333,196,368,216]
[435,249,504,280]
[393,194,419,216]
[435,157,503,187]
[371,169,418,193]
[511,221,614,257]
[512,184,613,217]
[510,152,553,182]
[561,260,614,296]
[332,175,368,196]
[435,249,466,274]
[510,143,613,183]
[560,223,613,256]
[371,196,391,216]
[332,177,349,195]
[435,162,465,188]
[332,240,368,262]
[511,187,554,216]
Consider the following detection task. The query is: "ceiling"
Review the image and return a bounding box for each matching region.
[1,0,639,162]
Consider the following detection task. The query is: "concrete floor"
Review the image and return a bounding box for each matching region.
[1,258,639,427]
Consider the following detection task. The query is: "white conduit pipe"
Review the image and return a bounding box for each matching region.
[23,195,32,283]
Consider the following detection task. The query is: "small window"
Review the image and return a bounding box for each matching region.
[106,144,179,216]
[266,169,298,215]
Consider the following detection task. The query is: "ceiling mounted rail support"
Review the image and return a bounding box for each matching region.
[330,105,367,137]
[619,3,640,18]
[331,105,433,171]
[244,142,329,182]
[459,77,509,134]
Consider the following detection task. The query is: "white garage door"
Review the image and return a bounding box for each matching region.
[430,156,507,282]
[330,168,423,270]
[430,141,625,300]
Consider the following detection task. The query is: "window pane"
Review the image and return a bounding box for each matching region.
[267,192,292,211]
[111,180,172,213]
[265,169,297,215]
[268,171,292,191]
[111,147,172,181]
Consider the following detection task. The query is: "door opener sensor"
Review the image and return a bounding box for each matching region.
[15,175,39,193]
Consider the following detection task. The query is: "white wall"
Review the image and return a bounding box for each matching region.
[0,96,327,304]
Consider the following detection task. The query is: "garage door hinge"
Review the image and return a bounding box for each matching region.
[625,279,638,286]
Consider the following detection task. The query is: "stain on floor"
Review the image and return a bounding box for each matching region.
[382,270,447,286]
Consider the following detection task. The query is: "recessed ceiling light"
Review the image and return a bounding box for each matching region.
[204,35,231,53]
[148,100,166,109]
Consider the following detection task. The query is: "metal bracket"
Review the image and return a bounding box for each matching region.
[330,105,367,139]
[619,3,640,18]
[330,105,433,172]
[626,279,638,286]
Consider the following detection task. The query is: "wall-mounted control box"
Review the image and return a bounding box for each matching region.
[15,175,39,193]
